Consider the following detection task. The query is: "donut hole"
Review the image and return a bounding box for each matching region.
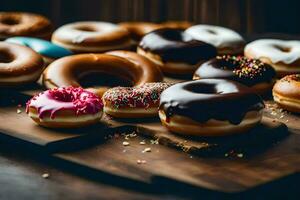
[206,29,217,35]
[274,45,291,53]
[162,29,192,42]
[1,17,20,25]
[0,51,14,63]
[185,83,217,94]
[79,73,132,88]
[75,25,98,32]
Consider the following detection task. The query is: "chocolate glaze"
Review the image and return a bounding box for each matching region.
[194,56,276,86]
[159,79,264,125]
[138,28,217,64]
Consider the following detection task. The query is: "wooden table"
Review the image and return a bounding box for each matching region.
[0,142,188,200]
[0,88,299,199]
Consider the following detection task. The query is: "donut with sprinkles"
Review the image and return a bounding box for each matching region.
[193,55,276,95]
[102,82,173,118]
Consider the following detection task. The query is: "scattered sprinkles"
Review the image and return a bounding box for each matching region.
[102,83,173,109]
[150,139,159,145]
[137,159,147,164]
[122,141,130,146]
[42,173,50,179]
[237,153,244,158]
[224,150,245,158]
[265,101,289,123]
[142,147,151,153]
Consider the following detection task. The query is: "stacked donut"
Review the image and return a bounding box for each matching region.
[2,11,298,136]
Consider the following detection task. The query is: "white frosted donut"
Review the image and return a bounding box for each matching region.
[52,21,134,53]
[245,39,300,77]
[185,24,245,55]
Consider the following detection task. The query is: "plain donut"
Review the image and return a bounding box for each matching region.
[0,42,44,86]
[43,52,163,97]
[0,12,52,40]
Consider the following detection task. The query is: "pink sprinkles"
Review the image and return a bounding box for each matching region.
[103,83,173,109]
[26,87,103,119]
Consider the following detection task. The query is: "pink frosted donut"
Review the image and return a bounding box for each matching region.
[26,87,103,128]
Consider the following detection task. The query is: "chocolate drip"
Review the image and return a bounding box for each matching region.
[139,28,217,64]
[194,56,276,86]
[159,79,264,125]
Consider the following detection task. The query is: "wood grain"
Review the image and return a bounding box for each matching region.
[0,75,297,194]
[1,0,277,34]
[54,120,298,193]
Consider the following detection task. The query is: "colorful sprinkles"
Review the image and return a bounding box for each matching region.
[26,87,103,119]
[102,83,173,109]
[217,55,273,79]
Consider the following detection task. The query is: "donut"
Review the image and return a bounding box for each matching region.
[119,22,164,41]
[43,51,163,97]
[52,21,134,53]
[138,28,217,74]
[185,24,245,55]
[119,21,192,41]
[26,87,103,128]
[0,42,44,86]
[159,79,264,136]
[0,12,52,40]
[273,74,300,113]
[162,21,193,30]
[102,82,173,118]
[193,55,276,95]
[6,37,73,65]
[244,39,300,77]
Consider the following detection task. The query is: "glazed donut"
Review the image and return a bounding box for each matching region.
[273,74,300,113]
[6,37,73,65]
[193,55,276,95]
[245,39,300,77]
[138,28,217,74]
[26,87,103,128]
[119,21,192,41]
[159,79,264,136]
[0,12,52,40]
[119,22,164,41]
[162,21,193,30]
[0,42,44,86]
[52,21,134,53]
[43,51,163,97]
[185,24,245,55]
[102,82,172,118]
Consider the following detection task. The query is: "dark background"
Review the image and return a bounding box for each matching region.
[0,0,299,34]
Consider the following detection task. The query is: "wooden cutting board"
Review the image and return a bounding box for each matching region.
[0,89,112,152]
[54,118,298,193]
[0,80,298,194]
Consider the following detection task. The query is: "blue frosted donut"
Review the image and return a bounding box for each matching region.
[5,37,72,59]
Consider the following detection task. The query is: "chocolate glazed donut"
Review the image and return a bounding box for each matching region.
[43,52,163,97]
[159,79,264,136]
[193,55,276,95]
[138,28,217,74]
